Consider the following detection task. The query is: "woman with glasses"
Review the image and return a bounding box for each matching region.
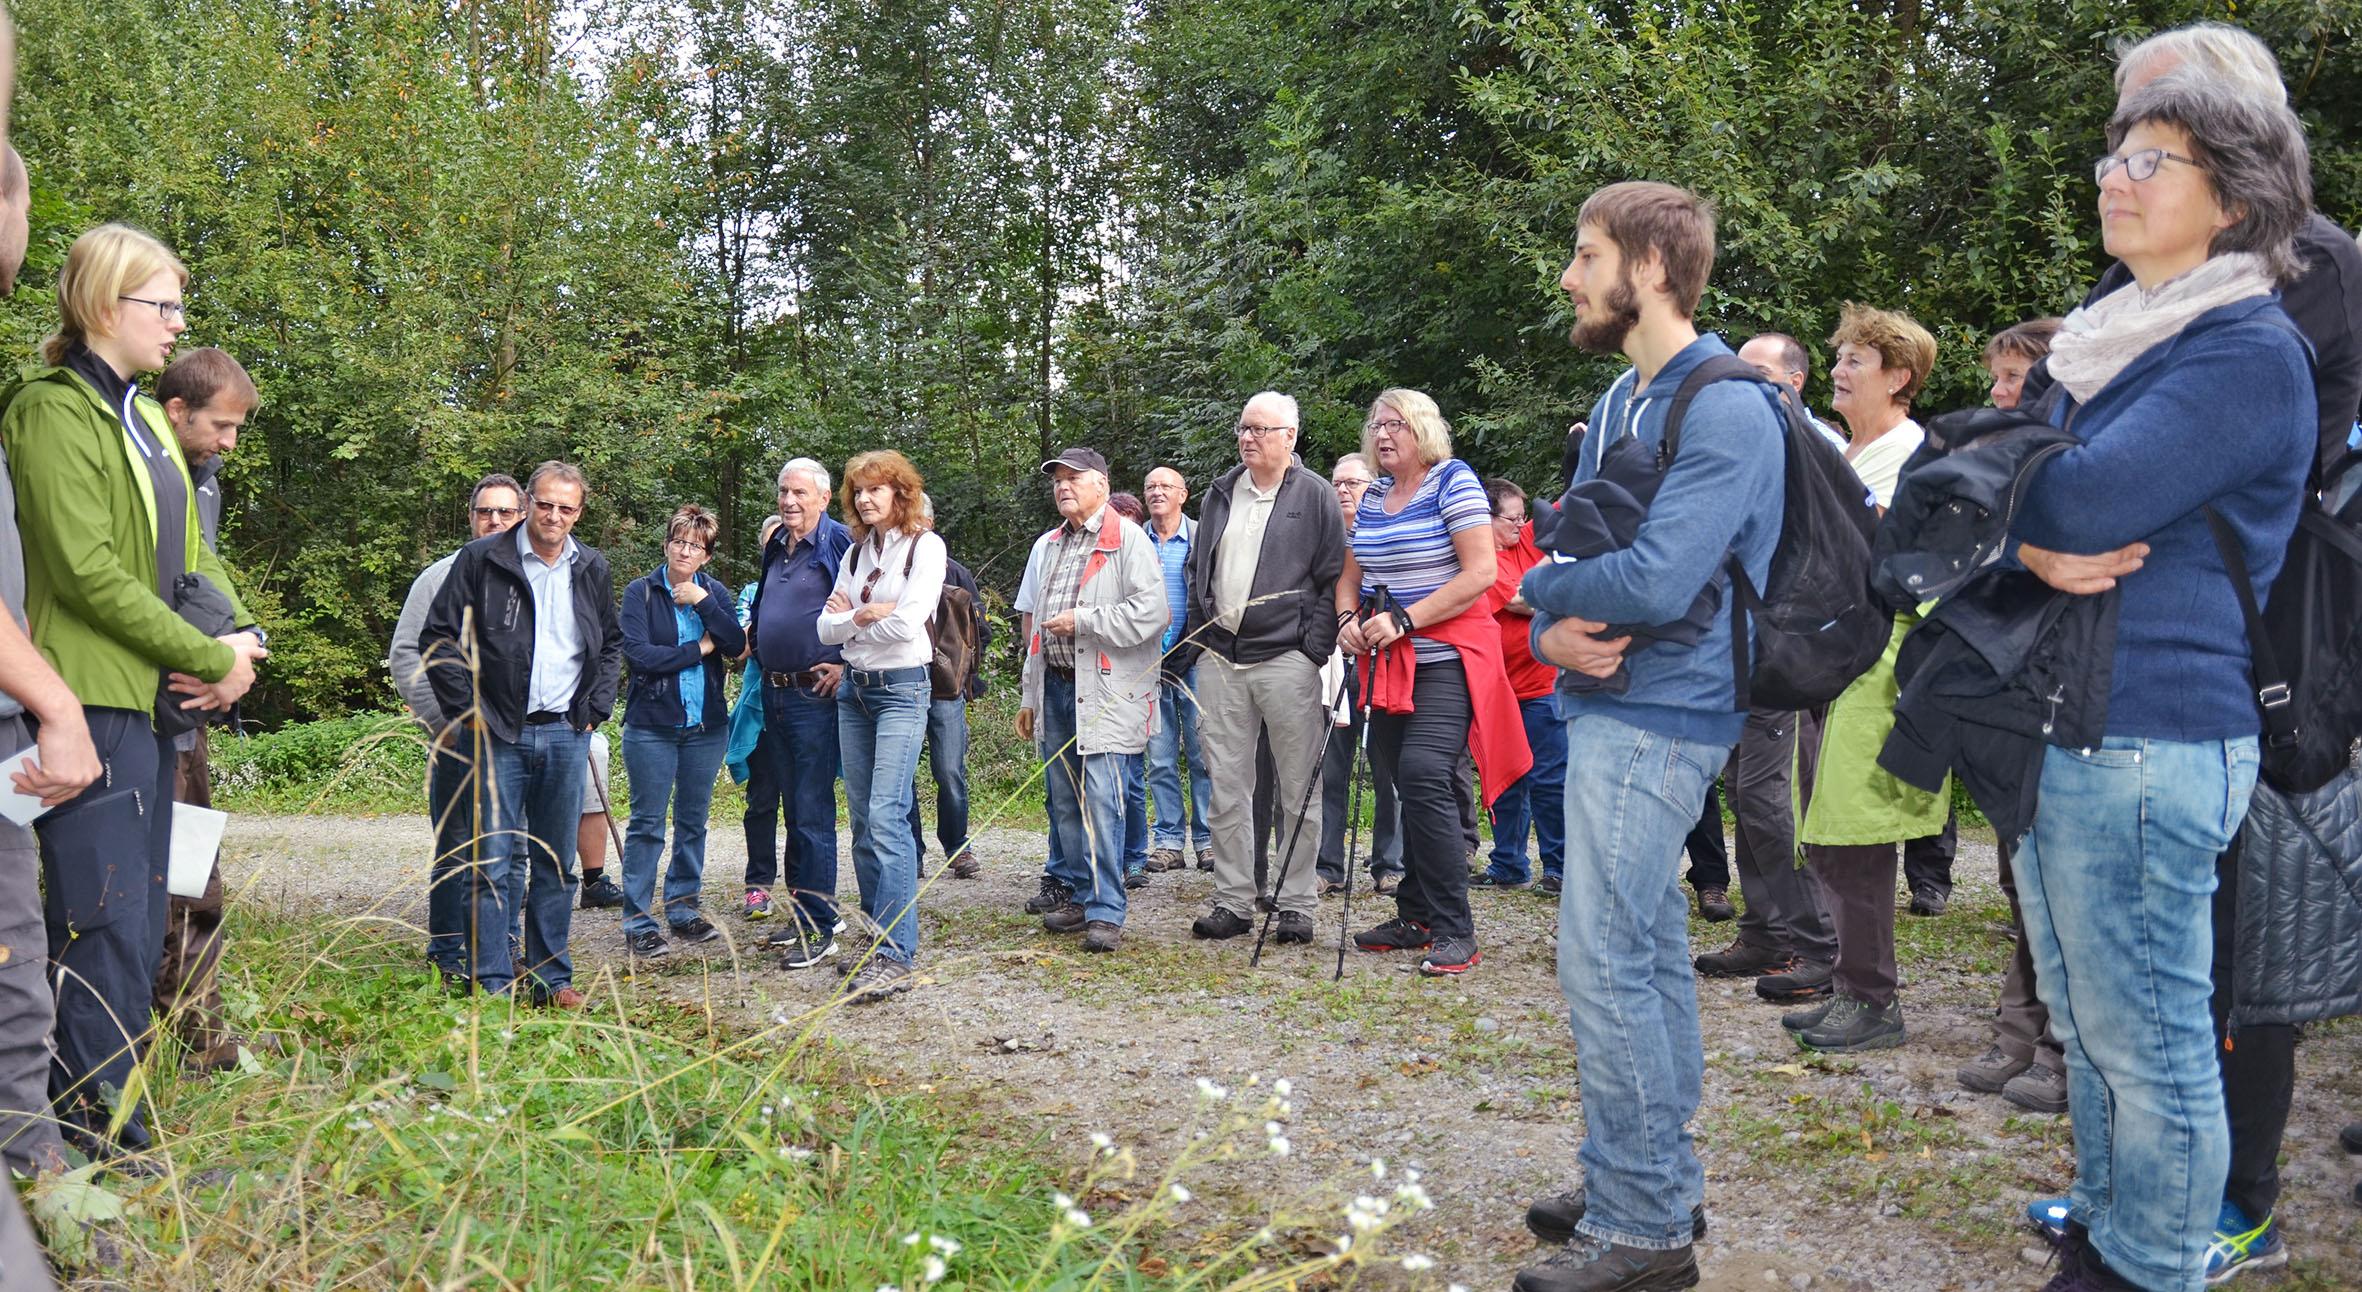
[615,505,745,959]
[2008,76,2314,1292]
[1,223,265,1162]
[817,450,945,1000]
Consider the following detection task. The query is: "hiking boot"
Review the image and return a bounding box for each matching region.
[1353,916,1432,952]
[843,957,913,1003]
[1319,874,1345,895]
[1539,872,1563,896]
[2003,1061,2069,1115]
[1372,870,1401,895]
[1042,900,1088,934]
[1525,1187,1708,1246]
[579,872,625,910]
[1124,867,1150,890]
[1694,940,1786,979]
[1908,886,1950,917]
[743,888,775,920]
[1148,847,1183,873]
[669,916,721,944]
[1781,996,1837,1032]
[1275,911,1315,945]
[1755,956,1834,1002]
[1471,870,1530,889]
[2204,1200,2288,1283]
[1512,1235,1699,1292]
[1195,848,1214,871]
[1797,996,1905,1052]
[1082,921,1123,953]
[1959,1042,2033,1094]
[625,929,671,960]
[1024,875,1072,915]
[1192,907,1253,940]
[1694,886,1735,922]
[948,850,981,879]
[2342,1122,2362,1154]
[1418,936,1481,977]
[775,929,839,970]
[534,986,588,1011]
[2038,1224,2142,1292]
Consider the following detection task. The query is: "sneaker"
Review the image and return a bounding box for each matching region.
[1471,871,1530,889]
[1694,886,1735,921]
[1319,874,1345,895]
[1539,873,1563,896]
[743,888,775,920]
[948,850,981,879]
[2039,1223,2143,1292]
[1797,996,1905,1052]
[1372,870,1401,896]
[1418,936,1480,976]
[2339,1121,2362,1154]
[1694,940,1787,979]
[1525,1187,1708,1246]
[1192,907,1253,940]
[1082,921,1123,953]
[1959,1042,2033,1094]
[579,872,624,910]
[669,916,721,944]
[843,957,913,1003]
[1042,900,1088,934]
[625,929,671,959]
[776,929,839,970]
[1908,886,1950,917]
[1024,875,1072,915]
[1781,998,1838,1033]
[2002,1061,2069,1115]
[1353,916,1432,952]
[1148,847,1183,873]
[1195,848,1214,871]
[1512,1235,1699,1292]
[1275,911,1315,945]
[1124,868,1150,890]
[2204,1200,2288,1284]
[1755,956,1834,1002]
[2026,1197,2072,1243]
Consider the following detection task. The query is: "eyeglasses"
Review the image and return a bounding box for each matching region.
[1494,511,1529,526]
[2093,147,2201,184]
[665,537,708,554]
[471,505,522,521]
[1234,422,1295,440]
[531,497,582,519]
[1331,477,1372,490]
[1365,417,1410,436]
[119,295,186,323]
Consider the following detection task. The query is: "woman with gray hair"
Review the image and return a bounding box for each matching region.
[2005,72,2315,1292]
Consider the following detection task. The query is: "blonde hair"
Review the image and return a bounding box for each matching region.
[1361,389,1454,470]
[1829,304,1938,407]
[43,223,187,366]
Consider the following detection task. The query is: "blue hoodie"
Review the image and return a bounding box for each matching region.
[1521,334,1785,744]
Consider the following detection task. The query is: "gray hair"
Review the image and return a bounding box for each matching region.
[2109,70,2312,283]
[525,460,587,499]
[1330,452,1374,480]
[1242,390,1300,431]
[2115,22,2286,104]
[778,456,831,494]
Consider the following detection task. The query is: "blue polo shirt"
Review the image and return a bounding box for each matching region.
[753,521,846,675]
[1148,514,1193,652]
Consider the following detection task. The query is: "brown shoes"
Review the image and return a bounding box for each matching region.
[536,986,588,1011]
[1082,921,1123,953]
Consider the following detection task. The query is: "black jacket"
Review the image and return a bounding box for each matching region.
[1176,462,1346,673]
[620,565,746,732]
[419,529,622,742]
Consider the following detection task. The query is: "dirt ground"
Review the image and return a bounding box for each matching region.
[222,815,2362,1291]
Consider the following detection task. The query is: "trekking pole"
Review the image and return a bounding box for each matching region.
[1333,586,1385,981]
[1249,662,1354,968]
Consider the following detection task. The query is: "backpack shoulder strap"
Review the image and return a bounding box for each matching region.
[1658,353,1767,468]
[2203,505,2299,751]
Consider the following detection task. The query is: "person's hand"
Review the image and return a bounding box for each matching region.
[824,590,853,614]
[1361,610,1407,652]
[671,580,707,606]
[169,634,268,711]
[1537,617,1630,679]
[2019,541,2148,595]
[1504,594,1533,617]
[1042,609,1077,639]
[12,710,99,807]
[699,635,716,657]
[1015,707,1035,742]
[853,600,895,628]
[1336,615,1368,656]
[812,662,843,696]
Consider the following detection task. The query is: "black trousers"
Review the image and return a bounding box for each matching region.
[2210,830,2296,1221]
[1683,780,1730,891]
[41,706,174,1157]
[1903,806,1957,899]
[1368,657,1474,941]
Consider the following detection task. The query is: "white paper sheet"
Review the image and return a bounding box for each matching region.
[169,803,228,899]
[0,749,51,827]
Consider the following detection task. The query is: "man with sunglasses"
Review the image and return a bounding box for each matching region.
[418,461,621,1008]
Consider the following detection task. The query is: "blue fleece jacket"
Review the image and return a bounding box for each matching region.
[2015,295,2313,742]
[1522,334,1786,744]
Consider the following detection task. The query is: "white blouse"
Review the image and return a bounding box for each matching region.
[816,527,947,672]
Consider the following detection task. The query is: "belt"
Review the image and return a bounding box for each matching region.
[846,665,929,688]
[1045,663,1076,682]
[524,710,569,726]
[764,670,828,689]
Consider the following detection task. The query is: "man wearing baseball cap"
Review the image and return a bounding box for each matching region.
[1017,447,1168,952]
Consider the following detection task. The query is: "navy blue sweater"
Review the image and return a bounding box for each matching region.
[620,566,748,731]
[2015,295,2313,742]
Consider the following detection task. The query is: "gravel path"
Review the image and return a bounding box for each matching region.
[221,813,2362,1291]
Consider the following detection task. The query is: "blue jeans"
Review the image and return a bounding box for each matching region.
[904,697,971,859]
[839,667,931,963]
[1147,672,1210,850]
[2014,736,2258,1292]
[756,684,841,935]
[425,733,473,972]
[619,723,729,938]
[1122,754,1149,875]
[479,722,590,996]
[1488,696,1569,884]
[1557,713,1730,1250]
[1039,671,1130,925]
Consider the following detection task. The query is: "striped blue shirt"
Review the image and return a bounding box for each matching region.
[1148,515,1194,652]
[1352,457,1489,662]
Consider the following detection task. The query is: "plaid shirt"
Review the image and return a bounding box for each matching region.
[1039,506,1103,671]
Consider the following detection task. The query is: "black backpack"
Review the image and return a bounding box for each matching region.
[1658,354,1888,711]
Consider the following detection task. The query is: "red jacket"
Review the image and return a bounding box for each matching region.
[1363,603,1534,810]
[1483,525,1556,701]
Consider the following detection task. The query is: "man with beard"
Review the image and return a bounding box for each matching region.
[1513,181,1785,1292]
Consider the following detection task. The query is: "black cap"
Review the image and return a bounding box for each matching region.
[1039,447,1109,476]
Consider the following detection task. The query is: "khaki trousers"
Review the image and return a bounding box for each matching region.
[1197,652,1326,918]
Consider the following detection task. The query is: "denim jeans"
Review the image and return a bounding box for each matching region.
[425,733,474,972]
[2014,736,2258,1292]
[1557,712,1731,1251]
[479,722,590,996]
[1487,695,1568,884]
[903,697,971,860]
[1121,753,1149,875]
[1147,671,1210,850]
[1039,671,1130,925]
[839,667,931,963]
[755,683,841,936]
[619,723,730,938]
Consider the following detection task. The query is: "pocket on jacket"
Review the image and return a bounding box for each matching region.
[36,787,147,932]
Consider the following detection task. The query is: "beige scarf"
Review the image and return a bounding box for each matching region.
[2048,252,2275,403]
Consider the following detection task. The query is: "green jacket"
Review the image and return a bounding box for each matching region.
[0,364,245,716]
[1799,613,1949,847]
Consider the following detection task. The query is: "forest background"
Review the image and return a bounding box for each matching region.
[3,0,2358,725]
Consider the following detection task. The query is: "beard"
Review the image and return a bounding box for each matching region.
[1568,272,1642,356]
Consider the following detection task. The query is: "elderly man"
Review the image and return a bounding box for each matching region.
[742,457,851,968]
[1183,393,1346,946]
[1018,448,1166,953]
[1140,465,1211,872]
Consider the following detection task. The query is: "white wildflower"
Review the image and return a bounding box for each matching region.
[1396,1181,1435,1211]
[1264,1120,1283,1137]
[1052,1191,1074,1209]
[1273,1077,1293,1097]
[1335,1234,1353,1256]
[922,1255,947,1284]
[927,1236,961,1257]
[1403,1253,1436,1271]
[1194,1077,1228,1102]
[1169,1183,1192,1203]
[1371,1157,1388,1180]
[1089,1131,1113,1152]
[1268,1134,1291,1157]
[1064,1205,1092,1228]
[1253,1226,1274,1245]
[902,1232,922,1247]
